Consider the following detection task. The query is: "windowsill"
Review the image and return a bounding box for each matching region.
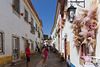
[13,9,20,18]
[0,52,5,55]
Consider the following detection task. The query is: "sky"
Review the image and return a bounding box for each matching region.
[30,0,57,37]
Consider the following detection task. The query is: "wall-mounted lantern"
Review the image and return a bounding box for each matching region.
[67,5,76,22]
[66,0,85,22]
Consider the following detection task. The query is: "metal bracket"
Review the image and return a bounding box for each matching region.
[69,0,85,8]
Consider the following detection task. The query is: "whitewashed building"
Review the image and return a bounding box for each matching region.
[51,1,61,52]
[0,0,43,66]
[51,0,100,67]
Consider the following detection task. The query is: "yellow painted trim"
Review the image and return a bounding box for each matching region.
[23,0,40,26]
[0,56,12,64]
[0,53,26,65]
[31,50,35,53]
[20,53,25,57]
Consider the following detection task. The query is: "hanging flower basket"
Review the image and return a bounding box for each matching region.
[62,22,64,25]
[69,0,99,48]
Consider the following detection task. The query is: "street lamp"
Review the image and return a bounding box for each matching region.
[67,5,76,22]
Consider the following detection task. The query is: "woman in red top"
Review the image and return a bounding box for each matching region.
[25,43,31,67]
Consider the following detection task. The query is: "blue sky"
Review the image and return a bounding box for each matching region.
[30,0,57,37]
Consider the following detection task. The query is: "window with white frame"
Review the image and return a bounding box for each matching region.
[0,32,3,53]
[31,18,35,34]
[31,41,34,50]
[25,9,28,22]
[36,23,37,31]
[31,18,34,26]
[38,27,39,32]
[13,36,20,60]
[13,0,20,14]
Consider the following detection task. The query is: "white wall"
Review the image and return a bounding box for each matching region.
[61,0,95,67]
[96,4,100,58]
[0,0,41,58]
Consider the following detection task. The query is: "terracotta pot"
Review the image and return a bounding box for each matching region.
[61,26,64,29]
[12,5,16,8]
[24,17,27,20]
[62,22,64,25]
[21,13,23,16]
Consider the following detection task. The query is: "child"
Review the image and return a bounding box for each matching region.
[42,46,48,66]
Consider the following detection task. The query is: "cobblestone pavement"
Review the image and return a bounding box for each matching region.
[8,52,67,67]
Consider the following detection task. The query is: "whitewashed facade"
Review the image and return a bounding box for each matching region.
[51,0,100,67]
[0,0,43,66]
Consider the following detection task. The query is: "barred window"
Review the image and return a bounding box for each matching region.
[31,42,34,50]
[31,18,34,26]
[25,10,28,22]
[0,32,3,53]
[38,27,39,32]
[31,18,35,34]
[36,23,37,31]
[13,0,20,14]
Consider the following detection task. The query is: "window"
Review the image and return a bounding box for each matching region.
[38,27,39,32]
[13,0,20,14]
[38,32,40,38]
[36,23,37,31]
[31,18,35,34]
[31,18,34,26]
[25,10,28,22]
[31,42,34,50]
[12,36,20,60]
[0,32,3,53]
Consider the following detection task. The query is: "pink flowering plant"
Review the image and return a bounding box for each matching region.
[69,1,99,49]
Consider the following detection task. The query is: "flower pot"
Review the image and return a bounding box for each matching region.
[62,22,64,25]
[12,5,16,8]
[24,17,27,20]
[61,26,64,29]
[21,13,23,16]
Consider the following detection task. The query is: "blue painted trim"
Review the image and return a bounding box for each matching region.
[70,62,75,67]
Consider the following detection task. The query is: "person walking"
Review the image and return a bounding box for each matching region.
[41,46,45,59]
[25,43,31,67]
[42,46,48,66]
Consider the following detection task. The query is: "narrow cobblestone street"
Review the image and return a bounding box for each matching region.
[9,52,67,67]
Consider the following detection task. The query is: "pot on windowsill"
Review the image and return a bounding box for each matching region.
[24,17,27,20]
[62,22,64,25]
[61,26,64,29]
[21,13,24,16]
[12,4,16,8]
